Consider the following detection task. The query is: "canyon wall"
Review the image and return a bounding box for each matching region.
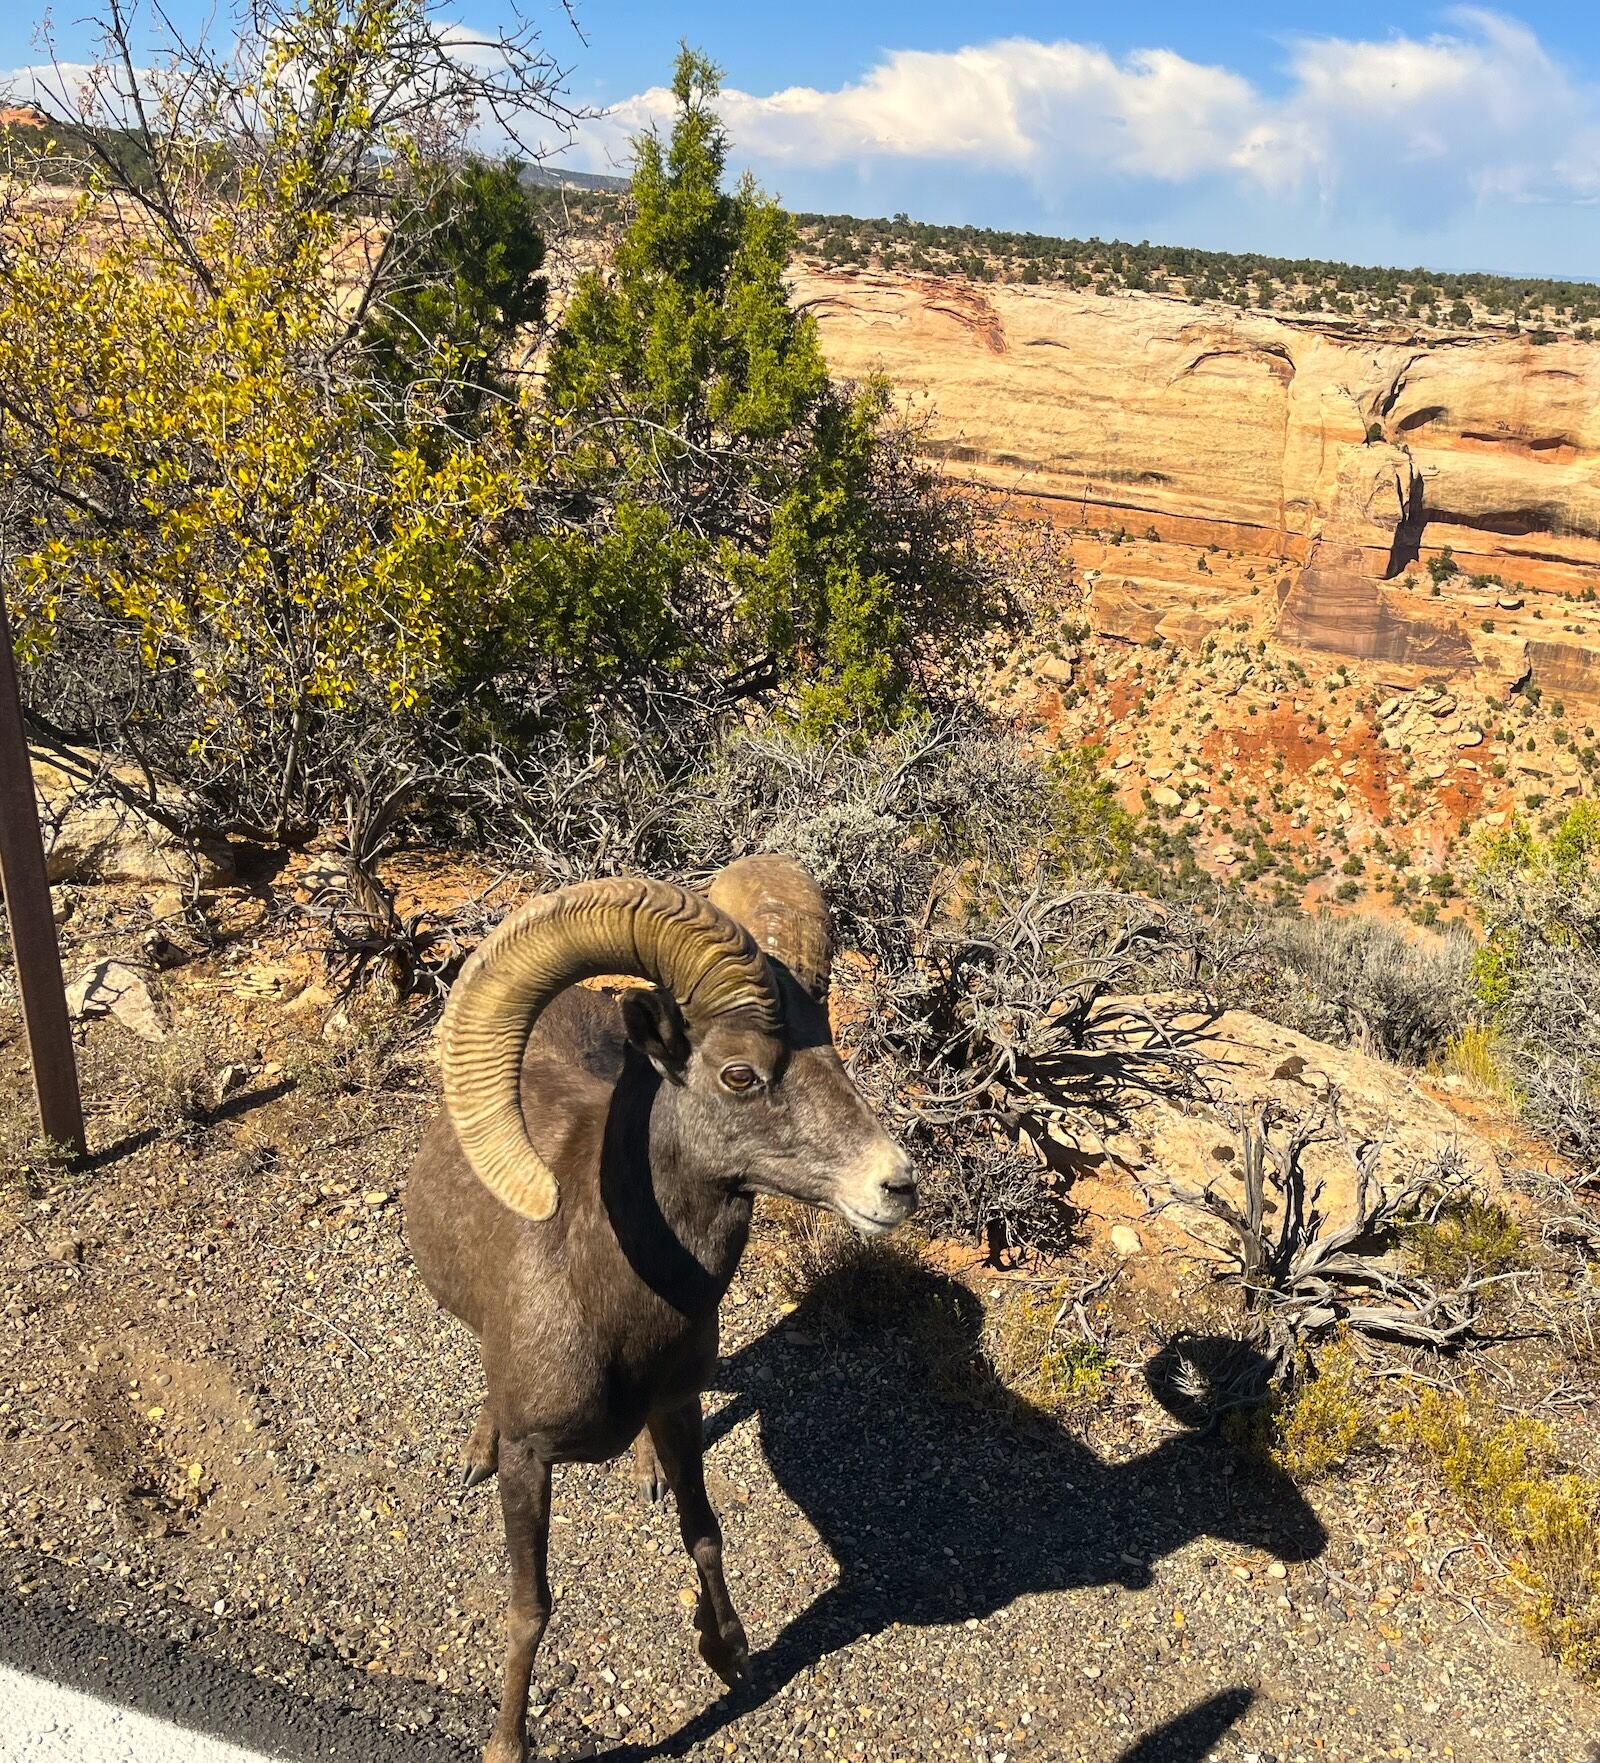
[794,269,1600,594]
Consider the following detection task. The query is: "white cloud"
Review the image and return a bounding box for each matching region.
[564,10,1600,224]
[9,9,1595,262]
[2,62,126,120]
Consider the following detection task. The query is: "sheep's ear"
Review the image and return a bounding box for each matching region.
[620,986,691,1083]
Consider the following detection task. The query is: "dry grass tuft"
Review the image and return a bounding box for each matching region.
[0,1106,75,1217]
[144,1027,227,1135]
[1392,1386,1600,1679]
[984,1285,1112,1417]
[1439,1022,1510,1096]
[284,996,414,1101]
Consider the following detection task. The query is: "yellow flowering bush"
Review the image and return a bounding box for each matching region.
[0,0,566,838]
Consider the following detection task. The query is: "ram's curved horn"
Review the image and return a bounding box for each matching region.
[707,855,833,1003]
[441,878,779,1219]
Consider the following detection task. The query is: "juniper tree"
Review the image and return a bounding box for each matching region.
[542,47,990,733]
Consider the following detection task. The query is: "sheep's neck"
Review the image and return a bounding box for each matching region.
[596,1062,752,1320]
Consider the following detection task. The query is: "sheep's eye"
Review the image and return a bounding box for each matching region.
[720,1063,760,1092]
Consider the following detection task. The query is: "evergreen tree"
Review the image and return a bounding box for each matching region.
[361,158,547,437]
[542,48,985,731]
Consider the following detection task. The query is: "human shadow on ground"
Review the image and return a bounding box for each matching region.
[602,1255,1325,1760]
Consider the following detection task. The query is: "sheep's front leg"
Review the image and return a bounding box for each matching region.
[648,1397,749,1687]
[484,1439,552,1763]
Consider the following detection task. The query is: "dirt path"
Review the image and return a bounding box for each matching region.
[2,1010,1598,1763]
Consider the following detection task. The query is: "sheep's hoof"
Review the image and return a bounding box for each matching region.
[633,1435,669,1504]
[459,1405,499,1497]
[695,1601,750,1688]
[458,1460,497,1496]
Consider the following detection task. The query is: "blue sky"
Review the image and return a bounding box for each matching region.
[6,3,1600,275]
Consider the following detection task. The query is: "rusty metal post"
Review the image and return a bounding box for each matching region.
[0,587,86,1156]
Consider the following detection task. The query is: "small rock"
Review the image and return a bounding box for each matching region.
[147,886,189,921]
[1110,1224,1144,1257]
[65,960,166,1043]
[217,1064,254,1100]
[300,855,350,896]
[141,926,185,969]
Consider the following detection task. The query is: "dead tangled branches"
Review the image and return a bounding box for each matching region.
[1148,1097,1519,1369]
[841,883,1213,1259]
[301,770,486,1002]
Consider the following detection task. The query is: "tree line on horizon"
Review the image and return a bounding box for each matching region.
[10,99,1596,338]
[530,182,1599,338]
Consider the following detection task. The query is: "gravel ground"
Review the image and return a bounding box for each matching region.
[3,916,1600,1763]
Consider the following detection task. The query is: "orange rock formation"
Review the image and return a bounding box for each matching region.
[797,267,1600,700]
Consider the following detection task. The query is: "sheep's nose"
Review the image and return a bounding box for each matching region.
[877,1150,918,1216]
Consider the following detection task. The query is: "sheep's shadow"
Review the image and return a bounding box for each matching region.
[605,1256,1325,1760]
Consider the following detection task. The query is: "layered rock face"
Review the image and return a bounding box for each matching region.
[795,268,1600,591]
[796,267,1600,705]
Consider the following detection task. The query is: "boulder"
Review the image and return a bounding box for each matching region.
[30,744,232,887]
[1063,998,1502,1243]
[1278,561,1475,671]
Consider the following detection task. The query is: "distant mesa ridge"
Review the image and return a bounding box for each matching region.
[520,164,630,195]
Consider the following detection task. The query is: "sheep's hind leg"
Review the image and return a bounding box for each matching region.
[648,1397,749,1688]
[632,1427,668,1503]
[483,1439,553,1763]
[459,1399,499,1494]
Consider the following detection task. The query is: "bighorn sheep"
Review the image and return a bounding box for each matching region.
[405,857,916,1763]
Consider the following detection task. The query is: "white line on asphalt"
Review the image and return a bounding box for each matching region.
[1,1664,274,1763]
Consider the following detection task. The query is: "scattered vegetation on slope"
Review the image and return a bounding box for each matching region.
[788,213,1600,337]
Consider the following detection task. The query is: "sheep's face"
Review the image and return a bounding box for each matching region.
[621,978,917,1235]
